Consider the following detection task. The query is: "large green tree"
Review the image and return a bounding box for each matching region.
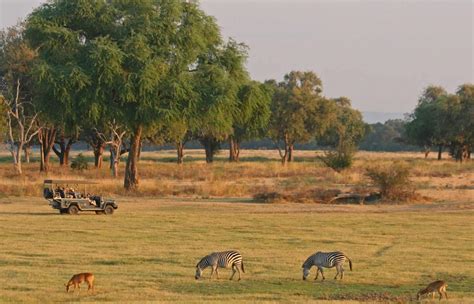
[405,86,449,159]
[191,39,249,163]
[228,81,272,161]
[321,97,366,150]
[26,0,221,189]
[406,84,473,161]
[450,84,474,161]
[267,71,335,164]
[318,97,366,171]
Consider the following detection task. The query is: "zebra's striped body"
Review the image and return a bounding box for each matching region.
[302,251,352,280]
[195,250,245,280]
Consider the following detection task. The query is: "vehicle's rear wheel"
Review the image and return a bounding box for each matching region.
[104,205,114,215]
[67,205,79,215]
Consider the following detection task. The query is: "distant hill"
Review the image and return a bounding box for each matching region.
[362,111,406,124]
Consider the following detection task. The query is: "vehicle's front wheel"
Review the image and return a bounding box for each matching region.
[104,205,114,215]
[67,205,79,215]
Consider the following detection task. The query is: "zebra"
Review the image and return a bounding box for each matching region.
[195,250,245,280]
[302,251,352,280]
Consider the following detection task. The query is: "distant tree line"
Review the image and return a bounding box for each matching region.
[405,85,474,161]
[0,0,367,191]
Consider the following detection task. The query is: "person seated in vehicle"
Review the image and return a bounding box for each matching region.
[89,195,101,207]
[56,187,65,198]
[67,188,77,198]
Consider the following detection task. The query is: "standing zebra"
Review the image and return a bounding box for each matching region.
[302,251,352,280]
[195,250,245,280]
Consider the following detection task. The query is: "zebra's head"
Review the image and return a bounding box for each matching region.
[195,266,203,280]
[302,267,311,280]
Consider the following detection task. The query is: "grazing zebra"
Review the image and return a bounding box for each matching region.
[195,250,245,280]
[302,251,352,280]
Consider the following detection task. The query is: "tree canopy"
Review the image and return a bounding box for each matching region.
[25,0,223,188]
[405,84,473,161]
[267,71,336,163]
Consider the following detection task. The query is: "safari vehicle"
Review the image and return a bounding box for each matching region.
[43,180,118,215]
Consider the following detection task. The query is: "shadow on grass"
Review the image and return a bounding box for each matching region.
[186,197,264,204]
[0,211,58,216]
[163,279,415,301]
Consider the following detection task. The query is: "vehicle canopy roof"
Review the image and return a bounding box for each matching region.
[43,179,98,185]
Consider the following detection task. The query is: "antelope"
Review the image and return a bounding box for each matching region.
[417,280,448,300]
[65,273,95,293]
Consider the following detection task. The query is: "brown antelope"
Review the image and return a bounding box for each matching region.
[65,273,94,293]
[417,280,448,300]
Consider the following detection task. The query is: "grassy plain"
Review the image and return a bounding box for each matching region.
[0,198,473,303]
[0,149,473,303]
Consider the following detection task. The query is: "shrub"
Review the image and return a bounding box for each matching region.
[71,153,89,171]
[319,148,354,172]
[366,162,415,201]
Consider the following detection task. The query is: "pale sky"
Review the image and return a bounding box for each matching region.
[1,0,473,113]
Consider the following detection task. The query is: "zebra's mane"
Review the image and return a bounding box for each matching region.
[196,256,207,268]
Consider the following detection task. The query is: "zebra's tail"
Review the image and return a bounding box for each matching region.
[241,261,245,273]
[347,256,353,271]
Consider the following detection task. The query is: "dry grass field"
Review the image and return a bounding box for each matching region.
[0,149,473,303]
[0,198,473,303]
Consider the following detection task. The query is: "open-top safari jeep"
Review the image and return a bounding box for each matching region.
[43,180,118,215]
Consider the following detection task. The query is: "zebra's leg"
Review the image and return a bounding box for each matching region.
[321,268,326,281]
[210,265,216,279]
[334,265,340,280]
[236,264,242,281]
[315,268,320,280]
[230,265,236,280]
[340,265,344,280]
[215,267,219,279]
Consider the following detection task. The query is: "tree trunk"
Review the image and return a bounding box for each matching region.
[110,147,119,178]
[64,139,74,165]
[124,125,143,190]
[137,139,142,160]
[205,144,213,163]
[11,143,23,175]
[437,145,443,160]
[423,145,430,158]
[177,141,184,164]
[40,143,45,172]
[201,137,219,163]
[53,135,75,166]
[38,127,56,172]
[23,144,31,163]
[229,137,239,162]
[94,144,105,168]
[235,141,240,161]
[462,144,469,162]
[288,144,294,162]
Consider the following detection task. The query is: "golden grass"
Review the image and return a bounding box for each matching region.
[0,198,472,303]
[0,149,473,303]
[0,149,472,206]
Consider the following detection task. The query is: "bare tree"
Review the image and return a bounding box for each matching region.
[93,121,127,178]
[1,78,40,174]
